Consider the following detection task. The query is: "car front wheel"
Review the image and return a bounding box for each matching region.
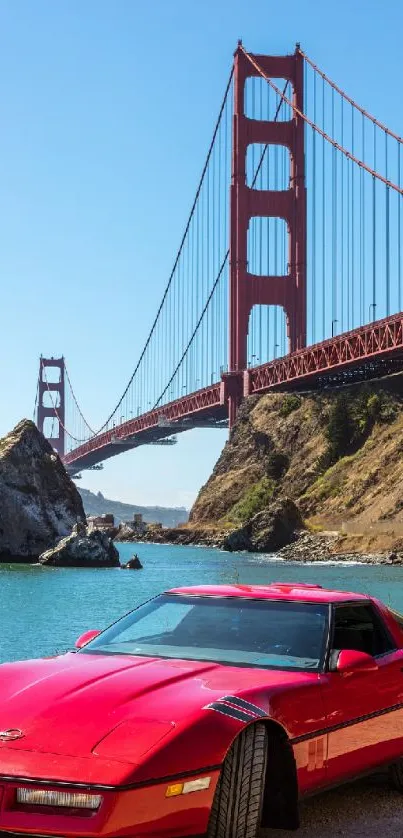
[207,723,267,838]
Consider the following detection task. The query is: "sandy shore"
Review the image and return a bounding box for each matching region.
[263,773,402,837]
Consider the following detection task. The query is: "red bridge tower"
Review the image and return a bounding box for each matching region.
[37,356,66,458]
[224,43,306,426]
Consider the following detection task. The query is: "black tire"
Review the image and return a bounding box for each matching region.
[207,723,267,838]
[389,759,403,791]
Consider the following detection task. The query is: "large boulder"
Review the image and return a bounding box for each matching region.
[39,527,120,567]
[0,420,85,562]
[222,498,303,553]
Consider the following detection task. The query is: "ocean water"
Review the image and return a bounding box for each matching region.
[0,542,402,664]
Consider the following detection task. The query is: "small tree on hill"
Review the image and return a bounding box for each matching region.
[325,393,354,466]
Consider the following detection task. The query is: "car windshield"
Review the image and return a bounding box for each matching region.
[79,594,329,672]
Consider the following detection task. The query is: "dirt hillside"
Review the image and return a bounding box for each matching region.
[190,375,403,554]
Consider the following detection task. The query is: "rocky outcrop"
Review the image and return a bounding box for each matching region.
[277,531,403,564]
[188,377,403,556]
[0,420,85,562]
[39,525,120,567]
[115,522,167,543]
[114,522,227,548]
[222,498,302,553]
[121,555,143,569]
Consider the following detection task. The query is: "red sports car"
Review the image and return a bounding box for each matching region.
[0,582,403,837]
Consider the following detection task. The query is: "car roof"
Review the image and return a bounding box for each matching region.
[167,584,369,604]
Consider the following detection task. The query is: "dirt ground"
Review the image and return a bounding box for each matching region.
[262,773,403,837]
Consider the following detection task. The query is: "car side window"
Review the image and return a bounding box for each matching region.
[332,604,396,658]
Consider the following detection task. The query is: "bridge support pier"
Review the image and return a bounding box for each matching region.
[37,357,66,458]
[228,43,306,426]
[221,371,244,427]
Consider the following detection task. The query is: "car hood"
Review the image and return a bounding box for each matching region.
[0,652,315,781]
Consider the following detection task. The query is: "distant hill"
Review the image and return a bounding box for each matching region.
[79,487,188,527]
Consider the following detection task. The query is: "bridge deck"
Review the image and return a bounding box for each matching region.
[63,311,403,474]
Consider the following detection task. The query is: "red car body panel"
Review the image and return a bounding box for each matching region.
[0,583,402,837]
[168,583,368,602]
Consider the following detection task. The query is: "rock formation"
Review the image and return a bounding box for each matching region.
[190,381,403,539]
[121,555,143,569]
[0,420,85,562]
[222,498,302,553]
[39,525,120,567]
[135,376,403,558]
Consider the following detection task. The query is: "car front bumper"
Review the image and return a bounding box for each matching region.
[0,771,219,838]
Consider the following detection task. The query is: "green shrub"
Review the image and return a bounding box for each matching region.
[318,387,397,471]
[266,452,289,479]
[323,393,354,467]
[279,394,301,417]
[227,477,275,525]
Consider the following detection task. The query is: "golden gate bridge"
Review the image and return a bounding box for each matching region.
[35,43,403,476]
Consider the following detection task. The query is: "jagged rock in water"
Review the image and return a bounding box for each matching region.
[39,527,120,567]
[222,498,303,553]
[0,420,85,562]
[121,555,143,569]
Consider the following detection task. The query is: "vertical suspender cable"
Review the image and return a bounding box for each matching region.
[312,68,316,343]
[399,142,402,312]
[372,122,377,320]
[322,75,326,339]
[341,96,344,331]
[361,112,365,325]
[332,87,336,332]
[351,104,355,327]
[385,131,390,315]
[206,141,210,380]
[347,111,351,329]
[216,112,221,379]
[211,131,216,381]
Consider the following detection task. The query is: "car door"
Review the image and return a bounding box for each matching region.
[320,601,403,785]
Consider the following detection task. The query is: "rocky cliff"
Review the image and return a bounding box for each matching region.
[188,375,403,555]
[0,420,85,561]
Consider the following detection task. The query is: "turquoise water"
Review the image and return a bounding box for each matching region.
[1,542,403,664]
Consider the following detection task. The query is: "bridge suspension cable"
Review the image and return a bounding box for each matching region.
[241,47,403,195]
[64,363,97,437]
[239,45,403,348]
[48,68,235,448]
[44,44,403,461]
[155,79,290,406]
[298,48,403,145]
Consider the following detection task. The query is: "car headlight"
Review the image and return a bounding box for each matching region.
[16,788,102,810]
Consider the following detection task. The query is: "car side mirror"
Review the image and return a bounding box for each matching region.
[75,629,101,649]
[329,648,378,676]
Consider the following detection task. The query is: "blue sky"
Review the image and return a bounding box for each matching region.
[1,0,403,508]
